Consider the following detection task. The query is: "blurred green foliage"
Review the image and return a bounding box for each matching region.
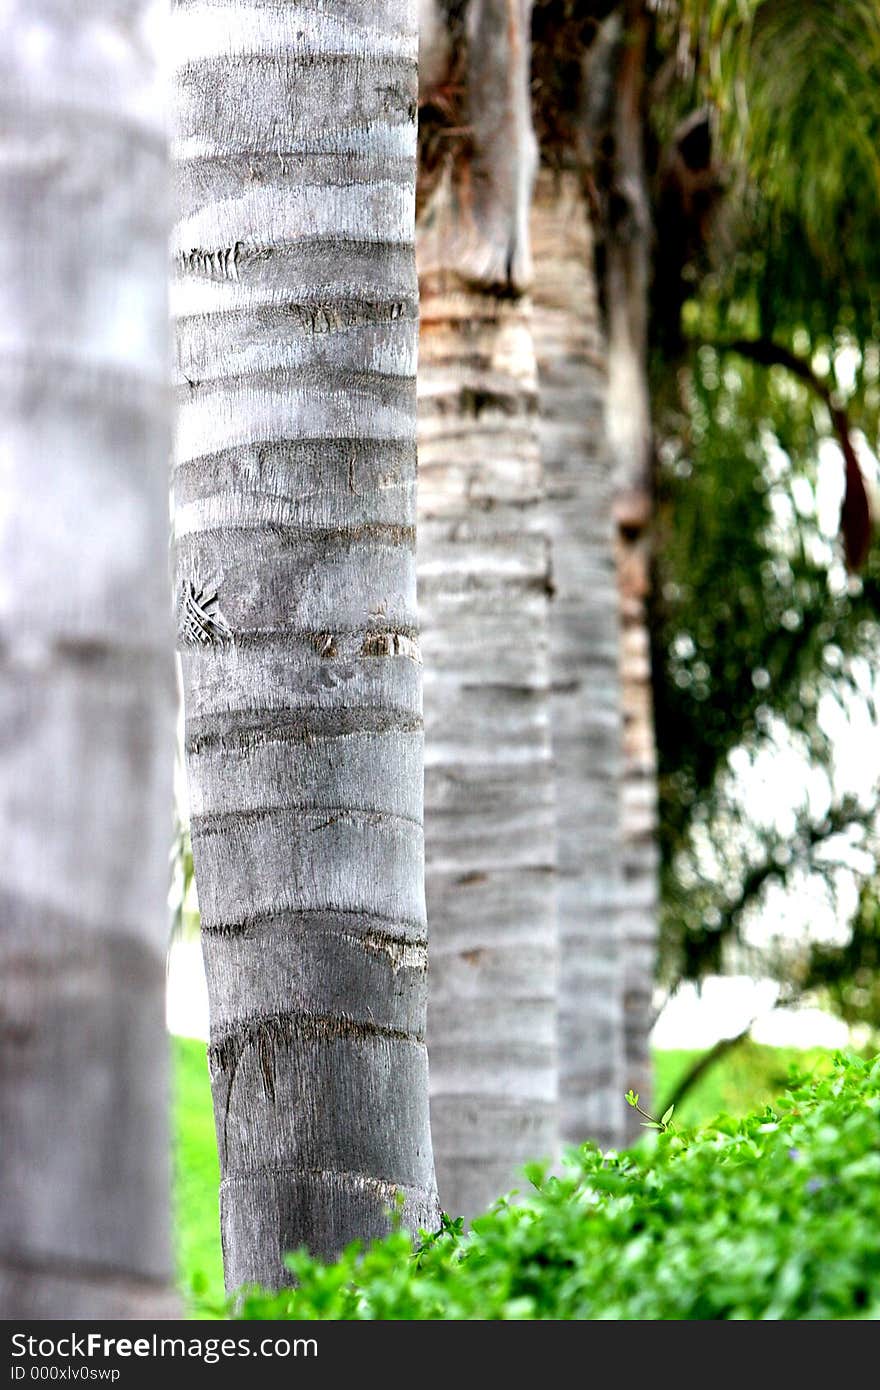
[656,1039,835,1128]
[672,0,880,344]
[806,876,880,1027]
[169,818,199,945]
[647,0,880,1010]
[653,342,880,988]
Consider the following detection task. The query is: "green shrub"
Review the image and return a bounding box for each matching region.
[227,1053,880,1320]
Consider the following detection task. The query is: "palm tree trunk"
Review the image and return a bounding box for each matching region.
[531,170,627,1150]
[171,0,439,1289]
[604,0,660,1129]
[0,0,174,1317]
[417,1,557,1219]
[616,531,660,1126]
[419,286,557,1216]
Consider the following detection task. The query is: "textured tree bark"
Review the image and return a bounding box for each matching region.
[0,0,174,1318]
[603,1,660,1132]
[616,528,659,1131]
[171,0,439,1289]
[531,170,627,1151]
[605,2,653,528]
[418,0,558,1219]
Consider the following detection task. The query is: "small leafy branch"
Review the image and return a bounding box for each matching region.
[626,1090,675,1133]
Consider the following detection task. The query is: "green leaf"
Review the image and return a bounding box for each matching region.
[523,1161,547,1190]
[661,1105,675,1127]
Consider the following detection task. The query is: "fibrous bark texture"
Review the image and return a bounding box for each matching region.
[617,528,659,1127]
[417,0,556,1221]
[601,1,659,1128]
[171,0,439,1289]
[0,0,174,1318]
[418,284,558,1219]
[531,171,627,1150]
[604,2,653,527]
[418,0,537,290]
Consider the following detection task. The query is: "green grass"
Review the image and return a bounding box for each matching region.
[172,1035,223,1313]
[652,1040,837,1128]
[171,1033,842,1310]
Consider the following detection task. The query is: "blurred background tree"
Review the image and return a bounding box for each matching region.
[647,0,880,1033]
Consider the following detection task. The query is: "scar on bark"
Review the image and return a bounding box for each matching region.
[179,242,243,281]
[312,631,337,658]
[209,1012,419,1135]
[460,949,485,966]
[209,1022,278,1161]
[361,630,421,661]
[178,580,232,648]
[210,1018,281,1114]
[208,1035,241,1164]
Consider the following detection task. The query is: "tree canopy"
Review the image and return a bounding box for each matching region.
[646,0,880,1027]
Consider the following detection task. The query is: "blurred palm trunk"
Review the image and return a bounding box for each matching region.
[616,526,660,1130]
[418,0,558,1218]
[602,0,660,1131]
[172,0,439,1289]
[419,287,558,1215]
[0,0,174,1317]
[531,170,627,1150]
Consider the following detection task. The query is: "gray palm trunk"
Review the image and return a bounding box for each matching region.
[418,0,558,1220]
[0,0,174,1317]
[171,0,439,1289]
[531,171,627,1150]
